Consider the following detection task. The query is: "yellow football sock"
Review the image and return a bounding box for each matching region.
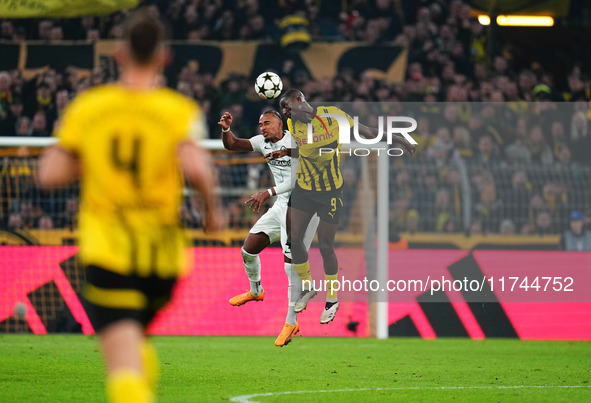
[325,273,338,300]
[141,340,160,392]
[106,370,153,403]
[293,261,312,284]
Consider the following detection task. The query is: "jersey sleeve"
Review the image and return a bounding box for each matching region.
[55,95,84,154]
[284,130,296,148]
[273,174,294,195]
[249,135,265,154]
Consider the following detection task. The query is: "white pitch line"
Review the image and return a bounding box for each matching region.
[230,385,591,403]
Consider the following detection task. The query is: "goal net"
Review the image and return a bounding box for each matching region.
[0,136,384,338]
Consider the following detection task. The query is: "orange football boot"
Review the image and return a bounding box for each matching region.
[274,322,300,347]
[228,290,265,306]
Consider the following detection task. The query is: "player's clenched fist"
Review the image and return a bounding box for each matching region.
[218,112,233,131]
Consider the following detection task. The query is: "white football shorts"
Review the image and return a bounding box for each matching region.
[249,201,319,259]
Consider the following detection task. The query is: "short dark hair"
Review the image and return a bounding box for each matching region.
[261,109,282,121]
[281,89,304,101]
[124,10,164,65]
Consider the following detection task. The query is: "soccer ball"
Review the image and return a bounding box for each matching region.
[255,72,283,99]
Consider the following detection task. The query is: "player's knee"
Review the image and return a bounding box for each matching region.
[290,238,305,253]
[241,247,258,264]
[318,242,335,258]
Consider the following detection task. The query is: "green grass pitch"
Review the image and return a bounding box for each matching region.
[0,335,589,402]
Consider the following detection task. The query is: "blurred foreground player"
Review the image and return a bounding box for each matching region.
[219,110,319,346]
[37,11,220,403]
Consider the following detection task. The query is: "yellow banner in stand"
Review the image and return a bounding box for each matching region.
[0,0,138,18]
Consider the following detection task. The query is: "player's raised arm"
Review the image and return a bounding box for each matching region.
[37,91,82,189]
[177,141,222,233]
[218,112,254,152]
[356,122,417,156]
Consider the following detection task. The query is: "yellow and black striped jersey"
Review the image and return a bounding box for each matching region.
[56,84,207,278]
[287,106,354,191]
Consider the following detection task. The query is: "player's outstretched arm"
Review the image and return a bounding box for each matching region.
[218,112,253,152]
[356,123,417,156]
[178,141,222,233]
[265,147,298,160]
[36,146,80,189]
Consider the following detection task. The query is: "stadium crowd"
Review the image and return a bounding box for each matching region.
[0,0,590,239]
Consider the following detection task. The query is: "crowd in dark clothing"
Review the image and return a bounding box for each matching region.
[0,0,590,237]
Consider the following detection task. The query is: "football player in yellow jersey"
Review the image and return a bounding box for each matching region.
[276,89,415,324]
[37,11,220,403]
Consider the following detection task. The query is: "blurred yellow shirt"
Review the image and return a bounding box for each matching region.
[56,84,206,278]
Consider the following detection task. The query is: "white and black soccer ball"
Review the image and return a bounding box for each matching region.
[254,72,283,99]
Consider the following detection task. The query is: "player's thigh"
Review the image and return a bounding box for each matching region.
[288,188,319,239]
[317,218,338,247]
[84,265,176,333]
[289,206,317,241]
[247,203,283,253]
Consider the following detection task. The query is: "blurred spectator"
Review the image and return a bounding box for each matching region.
[31,111,49,137]
[445,168,463,217]
[38,215,54,230]
[0,71,12,111]
[390,196,411,234]
[560,211,591,251]
[535,210,555,235]
[502,170,533,229]
[49,89,70,129]
[522,193,546,234]
[452,126,472,159]
[550,121,567,157]
[499,219,516,235]
[429,188,452,233]
[505,123,532,165]
[474,135,496,164]
[443,217,460,233]
[554,145,575,171]
[542,181,568,225]
[0,97,24,135]
[393,169,413,201]
[474,183,502,233]
[26,82,54,118]
[8,213,23,230]
[528,126,553,165]
[412,172,438,214]
[181,196,204,229]
[469,219,483,236]
[49,26,64,42]
[405,209,420,234]
[15,116,32,136]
